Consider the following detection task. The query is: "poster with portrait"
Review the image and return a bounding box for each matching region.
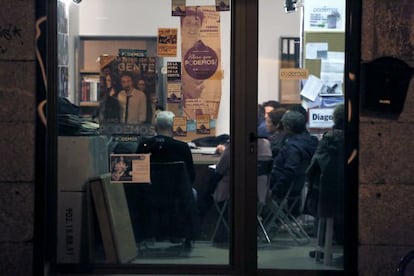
[181,6,222,120]
[98,55,157,136]
[110,154,150,183]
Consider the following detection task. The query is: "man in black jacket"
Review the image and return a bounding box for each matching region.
[270,111,318,214]
[134,111,197,249]
[137,111,195,183]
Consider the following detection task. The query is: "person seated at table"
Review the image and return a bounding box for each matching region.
[128,111,197,248]
[137,110,195,183]
[270,111,318,216]
[197,138,272,244]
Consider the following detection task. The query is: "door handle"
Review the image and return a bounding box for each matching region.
[249,132,258,143]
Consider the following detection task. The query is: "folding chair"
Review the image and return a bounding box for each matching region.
[210,199,229,242]
[210,159,274,243]
[263,183,310,245]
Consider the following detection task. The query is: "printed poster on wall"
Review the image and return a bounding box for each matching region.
[181,6,222,120]
[98,55,157,136]
[216,0,230,11]
[172,0,186,16]
[196,114,211,134]
[304,0,346,32]
[157,28,178,57]
[167,61,182,103]
[173,116,187,137]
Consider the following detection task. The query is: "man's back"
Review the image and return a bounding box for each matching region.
[271,132,318,197]
[137,135,195,183]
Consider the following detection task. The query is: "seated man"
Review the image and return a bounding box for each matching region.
[198,138,272,244]
[270,111,318,215]
[136,111,195,184]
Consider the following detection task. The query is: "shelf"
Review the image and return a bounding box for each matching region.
[80,101,99,107]
[80,70,100,74]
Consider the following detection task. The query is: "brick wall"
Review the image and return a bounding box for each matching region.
[359,0,414,275]
[0,0,36,275]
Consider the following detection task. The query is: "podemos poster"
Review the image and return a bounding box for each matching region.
[181,6,222,120]
[98,55,157,136]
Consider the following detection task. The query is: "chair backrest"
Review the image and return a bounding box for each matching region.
[257,159,273,204]
[257,159,273,176]
[147,161,197,240]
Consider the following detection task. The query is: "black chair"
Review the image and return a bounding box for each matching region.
[127,161,198,254]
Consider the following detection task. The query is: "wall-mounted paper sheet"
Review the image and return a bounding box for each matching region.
[305,43,328,59]
[300,75,324,101]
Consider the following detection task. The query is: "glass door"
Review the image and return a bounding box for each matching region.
[51,0,241,273]
[256,0,359,274]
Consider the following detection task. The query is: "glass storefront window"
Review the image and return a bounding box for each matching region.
[47,0,359,274]
[55,0,232,267]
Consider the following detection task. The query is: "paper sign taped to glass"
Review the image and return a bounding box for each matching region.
[110,154,150,183]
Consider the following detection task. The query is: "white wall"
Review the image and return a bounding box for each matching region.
[77,0,301,135]
[258,0,301,104]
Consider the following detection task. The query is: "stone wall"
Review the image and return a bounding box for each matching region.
[0,0,36,275]
[0,0,413,275]
[359,0,414,275]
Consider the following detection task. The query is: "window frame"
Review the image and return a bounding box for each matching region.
[36,0,360,274]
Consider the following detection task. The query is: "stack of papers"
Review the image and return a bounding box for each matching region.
[190,147,217,155]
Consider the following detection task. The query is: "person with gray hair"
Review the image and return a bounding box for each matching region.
[270,111,318,215]
[134,111,197,248]
[137,111,195,183]
[281,110,307,134]
[154,110,175,135]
